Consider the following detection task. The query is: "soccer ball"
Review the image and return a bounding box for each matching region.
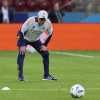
[70,84,85,98]
[26,45,36,53]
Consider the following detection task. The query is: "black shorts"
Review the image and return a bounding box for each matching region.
[25,40,43,52]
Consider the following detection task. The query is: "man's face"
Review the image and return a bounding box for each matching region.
[54,2,59,11]
[2,0,9,8]
[38,18,46,25]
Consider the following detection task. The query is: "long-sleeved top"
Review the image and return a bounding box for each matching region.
[20,16,53,43]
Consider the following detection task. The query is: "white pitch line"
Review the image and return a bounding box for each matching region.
[1,88,100,91]
[87,88,100,90]
[51,51,94,58]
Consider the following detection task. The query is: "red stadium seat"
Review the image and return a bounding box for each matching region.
[2,0,74,12]
[0,0,2,7]
[26,0,39,11]
[37,0,52,11]
[14,0,26,11]
[61,0,73,11]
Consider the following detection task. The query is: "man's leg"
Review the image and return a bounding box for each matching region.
[31,41,57,80]
[41,50,49,77]
[41,50,57,80]
[17,47,26,81]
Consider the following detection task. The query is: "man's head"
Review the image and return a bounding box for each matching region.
[37,10,48,25]
[53,2,60,11]
[2,0,9,8]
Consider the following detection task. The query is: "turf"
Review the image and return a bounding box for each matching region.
[0,51,100,100]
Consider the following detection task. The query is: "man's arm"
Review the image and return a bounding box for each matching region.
[43,34,52,46]
[17,31,26,46]
[17,17,33,46]
[43,21,53,46]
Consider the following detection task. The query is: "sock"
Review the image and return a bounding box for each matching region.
[17,53,25,78]
[42,51,49,77]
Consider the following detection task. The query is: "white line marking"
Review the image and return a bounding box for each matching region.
[1,88,100,91]
[51,51,94,58]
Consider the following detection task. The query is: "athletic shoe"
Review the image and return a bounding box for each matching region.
[42,75,57,80]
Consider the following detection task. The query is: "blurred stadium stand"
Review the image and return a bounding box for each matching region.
[0,0,100,23]
[63,12,86,22]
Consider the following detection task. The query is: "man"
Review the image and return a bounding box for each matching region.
[48,2,64,23]
[0,0,15,23]
[17,10,57,81]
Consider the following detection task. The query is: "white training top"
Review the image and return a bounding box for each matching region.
[21,16,53,43]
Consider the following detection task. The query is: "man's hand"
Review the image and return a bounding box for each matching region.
[19,46,26,55]
[40,45,48,51]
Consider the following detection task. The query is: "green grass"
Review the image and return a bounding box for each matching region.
[0,51,100,100]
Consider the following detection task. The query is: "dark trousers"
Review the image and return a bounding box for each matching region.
[17,39,49,79]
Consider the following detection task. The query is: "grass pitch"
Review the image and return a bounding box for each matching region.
[0,51,100,100]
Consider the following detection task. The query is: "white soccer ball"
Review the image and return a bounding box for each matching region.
[26,45,36,53]
[70,84,85,98]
